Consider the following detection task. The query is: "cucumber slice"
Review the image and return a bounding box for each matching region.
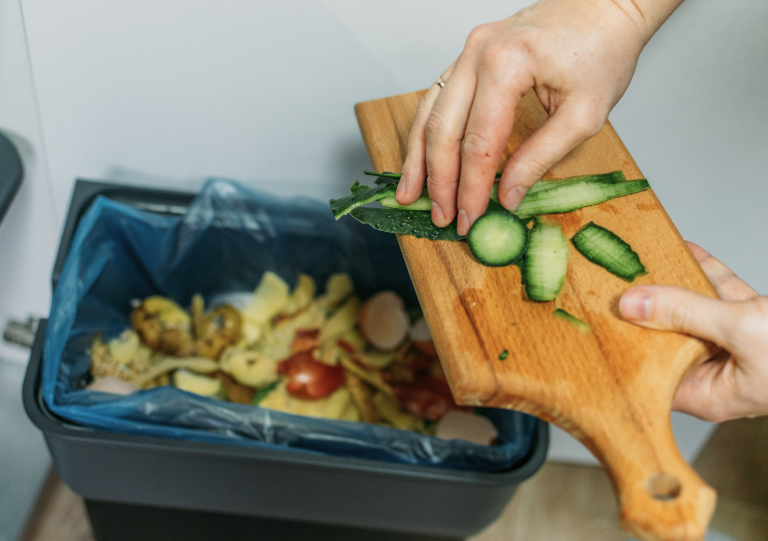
[514,179,649,219]
[489,176,648,219]
[349,207,464,241]
[330,182,397,219]
[524,218,569,301]
[552,309,592,333]
[489,171,626,202]
[571,222,647,282]
[380,186,430,211]
[364,171,401,185]
[525,170,626,196]
[379,196,432,211]
[364,170,503,182]
[467,212,528,267]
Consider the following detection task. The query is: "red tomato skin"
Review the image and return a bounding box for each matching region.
[278,351,344,400]
[393,375,460,421]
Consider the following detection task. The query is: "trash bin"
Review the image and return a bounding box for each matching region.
[24,179,549,541]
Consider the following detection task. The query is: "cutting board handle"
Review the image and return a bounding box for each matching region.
[605,415,716,541]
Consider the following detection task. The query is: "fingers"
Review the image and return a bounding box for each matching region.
[455,65,531,235]
[619,285,741,351]
[424,60,479,227]
[498,100,605,209]
[686,241,759,302]
[398,61,457,206]
[671,352,738,422]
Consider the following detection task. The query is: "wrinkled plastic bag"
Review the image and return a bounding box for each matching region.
[43,178,538,471]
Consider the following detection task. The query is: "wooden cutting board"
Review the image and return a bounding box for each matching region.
[355,90,719,541]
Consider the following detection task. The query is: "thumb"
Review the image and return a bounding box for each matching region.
[619,285,737,350]
[498,100,606,210]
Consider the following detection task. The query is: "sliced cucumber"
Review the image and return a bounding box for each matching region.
[552,309,592,333]
[489,171,626,201]
[364,170,503,182]
[380,186,430,211]
[489,176,648,219]
[513,179,649,219]
[330,182,397,219]
[525,170,626,196]
[524,218,569,301]
[349,207,464,241]
[364,171,401,184]
[467,212,528,267]
[379,196,432,211]
[571,222,647,282]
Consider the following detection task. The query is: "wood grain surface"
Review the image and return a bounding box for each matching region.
[355,90,719,541]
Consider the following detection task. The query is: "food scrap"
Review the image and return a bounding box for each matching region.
[88,273,475,437]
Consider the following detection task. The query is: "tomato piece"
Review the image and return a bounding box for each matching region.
[393,375,460,421]
[277,351,344,400]
[290,328,320,354]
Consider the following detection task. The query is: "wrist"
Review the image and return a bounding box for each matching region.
[606,0,685,44]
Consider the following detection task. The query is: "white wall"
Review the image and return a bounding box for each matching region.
[6,0,767,461]
[0,0,58,364]
[611,0,768,294]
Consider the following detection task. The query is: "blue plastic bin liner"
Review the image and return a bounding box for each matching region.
[43,178,536,471]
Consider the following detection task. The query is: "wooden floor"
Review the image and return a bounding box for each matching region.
[18,417,768,541]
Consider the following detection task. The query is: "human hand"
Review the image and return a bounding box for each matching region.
[396,0,682,235]
[619,242,768,422]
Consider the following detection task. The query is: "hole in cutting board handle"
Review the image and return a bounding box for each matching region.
[645,472,682,501]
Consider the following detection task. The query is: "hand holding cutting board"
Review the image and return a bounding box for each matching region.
[396,0,685,235]
[621,242,768,422]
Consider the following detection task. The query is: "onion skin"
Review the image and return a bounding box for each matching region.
[357,291,410,351]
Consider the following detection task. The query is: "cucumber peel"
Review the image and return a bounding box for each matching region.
[552,309,592,333]
[524,218,569,302]
[330,182,397,219]
[251,380,280,406]
[349,207,464,241]
[571,222,648,282]
[380,186,430,211]
[489,175,649,219]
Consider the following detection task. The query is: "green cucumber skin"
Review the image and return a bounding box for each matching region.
[337,170,643,220]
[379,191,509,218]
[552,308,592,333]
[349,207,464,241]
[251,380,280,405]
[524,219,569,302]
[513,179,649,219]
[467,212,528,267]
[380,186,430,211]
[330,183,397,219]
[571,222,647,282]
[525,170,626,195]
[488,174,648,219]
[379,196,432,211]
[489,171,627,202]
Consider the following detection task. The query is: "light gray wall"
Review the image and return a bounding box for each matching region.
[611,0,768,294]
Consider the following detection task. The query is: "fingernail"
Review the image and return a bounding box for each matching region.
[431,200,446,226]
[457,209,469,236]
[502,185,529,210]
[620,291,653,321]
[396,177,407,200]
